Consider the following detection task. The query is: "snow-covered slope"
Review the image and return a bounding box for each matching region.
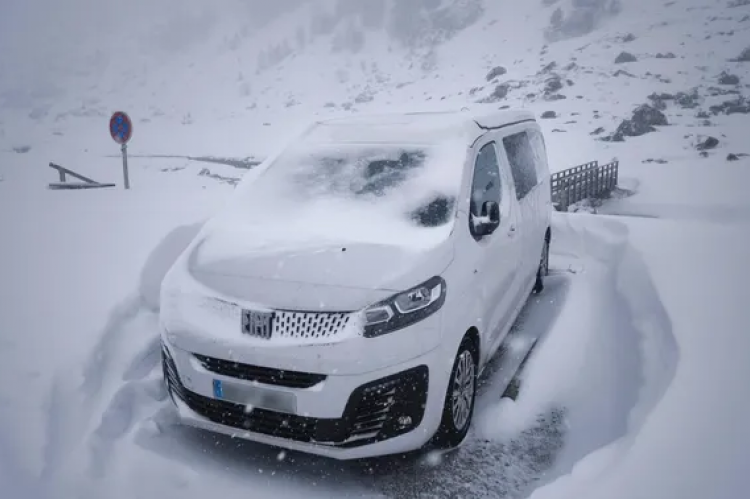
[2,0,748,163]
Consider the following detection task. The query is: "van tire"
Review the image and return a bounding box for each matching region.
[432,336,478,449]
[533,237,550,294]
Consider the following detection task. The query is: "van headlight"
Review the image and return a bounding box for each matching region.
[363,276,447,338]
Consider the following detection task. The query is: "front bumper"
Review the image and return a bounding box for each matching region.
[161,339,449,460]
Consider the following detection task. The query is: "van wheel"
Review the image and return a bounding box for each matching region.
[433,337,478,449]
[533,237,550,294]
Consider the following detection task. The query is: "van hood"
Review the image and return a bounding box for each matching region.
[187,226,454,294]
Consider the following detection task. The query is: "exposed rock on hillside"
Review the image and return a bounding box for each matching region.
[696,136,720,150]
[718,71,740,85]
[486,66,507,81]
[709,96,750,115]
[615,51,637,64]
[603,104,668,142]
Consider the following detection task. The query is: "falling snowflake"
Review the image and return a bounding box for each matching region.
[425,450,443,467]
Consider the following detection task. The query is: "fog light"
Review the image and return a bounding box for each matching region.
[397,416,412,427]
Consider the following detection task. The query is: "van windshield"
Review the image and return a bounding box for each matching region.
[228,141,467,249]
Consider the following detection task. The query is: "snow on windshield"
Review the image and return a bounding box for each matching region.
[216,139,468,252]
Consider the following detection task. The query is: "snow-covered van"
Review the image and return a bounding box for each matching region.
[159,109,553,459]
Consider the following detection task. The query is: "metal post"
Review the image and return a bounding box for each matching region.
[121,143,130,190]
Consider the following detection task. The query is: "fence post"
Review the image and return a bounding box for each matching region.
[568,173,574,210]
[613,161,619,191]
[594,165,599,197]
[605,163,610,192]
[583,168,588,200]
[594,164,599,198]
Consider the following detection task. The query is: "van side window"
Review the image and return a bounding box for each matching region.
[470,143,502,218]
[502,131,538,200]
[527,128,549,180]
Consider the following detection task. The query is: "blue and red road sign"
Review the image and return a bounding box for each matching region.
[109,111,133,145]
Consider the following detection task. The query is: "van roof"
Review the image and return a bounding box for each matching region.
[302,109,537,146]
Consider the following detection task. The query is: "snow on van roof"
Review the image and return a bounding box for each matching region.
[302,109,536,145]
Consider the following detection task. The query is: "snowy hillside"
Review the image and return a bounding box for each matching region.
[2,0,749,162]
[1,1,750,499]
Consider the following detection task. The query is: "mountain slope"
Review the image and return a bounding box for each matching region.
[1,0,748,163]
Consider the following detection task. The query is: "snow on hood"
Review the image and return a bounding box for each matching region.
[186,137,467,291]
[188,228,454,292]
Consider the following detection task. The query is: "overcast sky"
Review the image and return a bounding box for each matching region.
[0,0,308,93]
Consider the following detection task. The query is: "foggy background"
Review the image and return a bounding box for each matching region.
[0,0,308,106]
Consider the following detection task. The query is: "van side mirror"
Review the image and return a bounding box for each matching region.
[474,201,500,237]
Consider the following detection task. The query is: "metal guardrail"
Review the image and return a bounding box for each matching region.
[47,162,116,190]
[551,160,619,212]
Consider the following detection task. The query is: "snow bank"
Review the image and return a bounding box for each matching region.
[476,213,679,496]
[0,148,230,489]
[527,216,750,499]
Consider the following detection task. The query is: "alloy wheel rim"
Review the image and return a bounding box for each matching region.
[451,350,475,431]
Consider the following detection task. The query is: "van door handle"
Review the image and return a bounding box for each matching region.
[508,225,517,237]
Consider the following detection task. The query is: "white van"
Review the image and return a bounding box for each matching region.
[160,109,552,460]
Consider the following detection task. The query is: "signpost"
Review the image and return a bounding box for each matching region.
[109,111,133,189]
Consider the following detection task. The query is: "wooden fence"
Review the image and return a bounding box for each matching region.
[550,160,619,212]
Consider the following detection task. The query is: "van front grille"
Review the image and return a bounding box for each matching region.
[272,310,352,340]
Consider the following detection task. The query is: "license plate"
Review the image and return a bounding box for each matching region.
[212,379,296,414]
